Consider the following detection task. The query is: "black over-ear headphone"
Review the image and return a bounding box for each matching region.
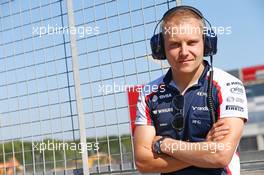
[150,6,218,124]
[150,5,217,60]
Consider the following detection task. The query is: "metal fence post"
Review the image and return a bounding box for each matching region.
[66,0,89,174]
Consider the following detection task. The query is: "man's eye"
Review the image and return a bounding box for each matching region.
[170,43,180,48]
[188,41,198,46]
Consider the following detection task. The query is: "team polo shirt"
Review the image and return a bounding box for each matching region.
[135,61,248,175]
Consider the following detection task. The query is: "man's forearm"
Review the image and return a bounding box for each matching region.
[135,145,190,173]
[161,138,231,168]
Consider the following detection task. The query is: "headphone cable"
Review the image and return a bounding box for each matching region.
[207,55,217,124]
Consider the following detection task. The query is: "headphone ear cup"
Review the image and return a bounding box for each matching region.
[204,29,217,57]
[150,33,166,60]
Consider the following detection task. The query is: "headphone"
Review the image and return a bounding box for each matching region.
[150,5,217,60]
[150,6,218,124]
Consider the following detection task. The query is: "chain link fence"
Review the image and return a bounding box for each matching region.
[0,0,175,174]
[0,0,263,175]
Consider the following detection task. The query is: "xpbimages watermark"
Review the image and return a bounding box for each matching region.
[33,141,99,153]
[163,141,232,154]
[32,24,100,37]
[98,82,166,95]
[163,25,232,37]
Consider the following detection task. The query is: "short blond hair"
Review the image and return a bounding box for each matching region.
[162,8,205,35]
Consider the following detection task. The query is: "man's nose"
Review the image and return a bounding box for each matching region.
[180,43,188,56]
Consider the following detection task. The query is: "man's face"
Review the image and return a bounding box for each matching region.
[163,18,204,73]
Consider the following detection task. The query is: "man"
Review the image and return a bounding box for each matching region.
[134,6,248,175]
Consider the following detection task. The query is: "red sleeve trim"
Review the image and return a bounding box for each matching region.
[144,92,156,125]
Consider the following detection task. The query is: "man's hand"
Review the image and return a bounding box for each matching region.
[158,118,244,168]
[134,126,191,173]
[153,136,162,142]
[206,119,230,142]
[152,119,230,146]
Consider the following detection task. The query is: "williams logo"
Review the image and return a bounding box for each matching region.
[230,87,244,95]
[226,81,243,86]
[226,105,244,112]
[153,108,173,115]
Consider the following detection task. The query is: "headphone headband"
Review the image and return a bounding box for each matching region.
[162,6,204,20]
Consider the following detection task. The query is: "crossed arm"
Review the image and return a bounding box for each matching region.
[134,117,245,173]
[134,125,190,173]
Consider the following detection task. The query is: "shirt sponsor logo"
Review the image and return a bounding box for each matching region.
[153,108,173,114]
[225,105,244,112]
[192,119,202,125]
[230,87,244,95]
[226,81,243,86]
[235,97,244,103]
[159,93,172,99]
[152,95,158,102]
[197,91,207,97]
[226,96,235,102]
[192,106,209,111]
[160,123,168,127]
[226,96,244,103]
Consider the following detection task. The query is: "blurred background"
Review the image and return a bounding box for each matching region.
[0,0,263,174]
